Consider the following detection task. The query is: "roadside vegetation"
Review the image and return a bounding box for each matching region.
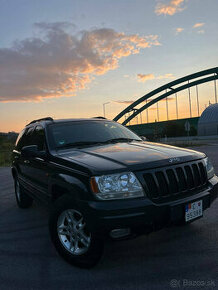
[0,135,17,167]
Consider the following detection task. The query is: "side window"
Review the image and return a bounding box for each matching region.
[31,126,46,151]
[16,127,34,151]
[15,129,25,150]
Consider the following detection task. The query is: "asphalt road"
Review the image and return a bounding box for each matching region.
[0,145,218,290]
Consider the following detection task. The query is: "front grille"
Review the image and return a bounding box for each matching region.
[143,161,207,202]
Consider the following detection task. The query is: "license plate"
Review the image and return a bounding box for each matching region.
[185,200,203,222]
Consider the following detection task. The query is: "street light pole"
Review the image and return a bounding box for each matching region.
[175,93,178,119]
[157,102,159,122]
[103,102,110,117]
[214,73,217,103]
[196,85,200,116]
[165,89,169,121]
[188,80,192,118]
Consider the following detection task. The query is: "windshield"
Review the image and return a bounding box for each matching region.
[48,121,142,149]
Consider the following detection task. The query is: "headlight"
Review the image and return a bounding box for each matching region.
[90,172,145,200]
[205,157,215,179]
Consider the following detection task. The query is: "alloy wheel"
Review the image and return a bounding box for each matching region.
[57,209,91,255]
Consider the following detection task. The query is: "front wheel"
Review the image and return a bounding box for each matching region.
[49,196,104,268]
[14,178,33,208]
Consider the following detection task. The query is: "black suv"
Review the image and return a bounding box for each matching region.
[12,117,218,268]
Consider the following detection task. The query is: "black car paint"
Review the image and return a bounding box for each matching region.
[56,141,206,174]
[12,119,218,237]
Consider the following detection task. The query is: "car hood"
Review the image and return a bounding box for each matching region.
[56,141,205,174]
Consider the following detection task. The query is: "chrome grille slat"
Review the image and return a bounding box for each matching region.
[152,173,161,197]
[143,161,208,202]
[163,170,171,195]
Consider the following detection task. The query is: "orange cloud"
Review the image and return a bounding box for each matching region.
[113,96,175,105]
[175,27,184,34]
[137,74,155,82]
[113,100,135,105]
[137,73,174,82]
[148,96,175,102]
[193,22,205,28]
[0,22,160,102]
[155,0,186,16]
[157,73,174,79]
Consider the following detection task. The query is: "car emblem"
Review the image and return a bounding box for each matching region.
[169,157,181,163]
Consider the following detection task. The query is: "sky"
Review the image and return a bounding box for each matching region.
[0,0,217,132]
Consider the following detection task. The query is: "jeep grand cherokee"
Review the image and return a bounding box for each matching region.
[11,117,218,268]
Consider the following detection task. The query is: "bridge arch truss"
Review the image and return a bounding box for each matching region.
[113,67,218,125]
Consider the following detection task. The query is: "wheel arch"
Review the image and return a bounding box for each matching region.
[49,174,89,203]
[50,184,71,202]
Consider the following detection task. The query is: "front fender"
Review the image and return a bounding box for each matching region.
[48,173,91,201]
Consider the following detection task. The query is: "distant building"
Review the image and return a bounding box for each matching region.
[198,103,218,136]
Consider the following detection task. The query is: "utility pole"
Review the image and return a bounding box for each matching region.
[103,102,110,117]
[175,93,178,119]
[214,73,217,103]
[165,89,169,121]
[188,80,192,118]
[146,99,149,123]
[157,102,159,122]
[196,85,200,117]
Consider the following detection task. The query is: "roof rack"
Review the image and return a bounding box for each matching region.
[93,116,107,119]
[26,117,53,126]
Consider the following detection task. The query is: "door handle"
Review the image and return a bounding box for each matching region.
[24,160,30,164]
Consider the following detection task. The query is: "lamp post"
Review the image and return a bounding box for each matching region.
[188,80,192,118]
[103,102,110,117]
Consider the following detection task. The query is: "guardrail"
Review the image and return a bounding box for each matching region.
[0,151,12,167]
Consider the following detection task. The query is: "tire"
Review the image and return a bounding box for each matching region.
[14,177,33,208]
[49,195,104,268]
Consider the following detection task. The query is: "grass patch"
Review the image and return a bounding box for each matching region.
[0,135,15,167]
[0,151,12,167]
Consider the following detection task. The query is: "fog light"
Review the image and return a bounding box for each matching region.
[110,228,131,239]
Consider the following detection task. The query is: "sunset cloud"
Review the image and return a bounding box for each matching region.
[155,0,186,16]
[193,23,205,34]
[193,22,205,28]
[0,22,160,102]
[157,73,174,79]
[175,27,184,34]
[197,30,205,34]
[114,96,175,105]
[113,100,135,105]
[137,73,174,82]
[137,73,155,82]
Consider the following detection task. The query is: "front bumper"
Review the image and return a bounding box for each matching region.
[80,175,218,236]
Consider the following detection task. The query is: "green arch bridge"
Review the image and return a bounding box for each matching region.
[113,67,218,126]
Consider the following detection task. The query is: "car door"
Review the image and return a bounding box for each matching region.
[23,125,51,203]
[13,127,34,183]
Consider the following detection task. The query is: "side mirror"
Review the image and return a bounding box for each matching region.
[21,145,47,159]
